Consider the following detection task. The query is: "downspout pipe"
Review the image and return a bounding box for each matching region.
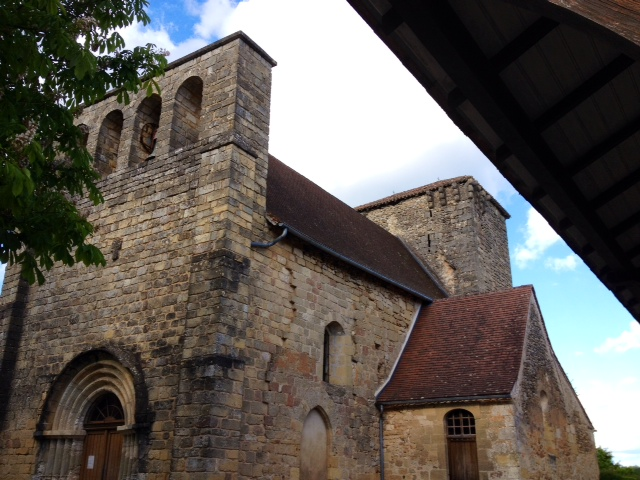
[251,227,288,248]
[379,404,385,480]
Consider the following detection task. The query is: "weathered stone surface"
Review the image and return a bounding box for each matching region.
[359,177,512,296]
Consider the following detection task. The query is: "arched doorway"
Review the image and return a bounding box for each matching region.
[446,409,479,480]
[300,408,329,480]
[35,353,141,480]
[80,392,125,480]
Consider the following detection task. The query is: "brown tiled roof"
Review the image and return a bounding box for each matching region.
[265,156,445,301]
[377,286,533,404]
[355,175,510,219]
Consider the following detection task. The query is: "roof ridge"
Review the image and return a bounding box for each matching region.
[355,176,473,211]
[355,175,510,219]
[431,285,533,304]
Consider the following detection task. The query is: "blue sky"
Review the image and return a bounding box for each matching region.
[2,0,639,466]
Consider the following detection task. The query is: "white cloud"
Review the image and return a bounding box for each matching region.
[193,0,239,40]
[214,0,513,202]
[544,254,579,272]
[595,321,640,354]
[123,0,514,204]
[119,22,175,51]
[118,22,209,61]
[184,0,202,16]
[514,207,560,268]
[580,376,640,466]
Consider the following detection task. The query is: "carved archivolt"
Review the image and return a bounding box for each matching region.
[35,355,138,480]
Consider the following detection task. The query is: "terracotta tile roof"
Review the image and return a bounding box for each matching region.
[377,286,533,404]
[265,155,445,301]
[355,175,510,219]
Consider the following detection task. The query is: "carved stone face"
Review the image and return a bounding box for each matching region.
[140,123,158,154]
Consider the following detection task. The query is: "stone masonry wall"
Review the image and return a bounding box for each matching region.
[0,33,277,479]
[359,177,512,297]
[382,402,520,480]
[512,296,598,480]
[243,234,418,479]
[0,32,421,479]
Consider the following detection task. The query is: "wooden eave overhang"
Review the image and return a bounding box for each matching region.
[346,0,640,323]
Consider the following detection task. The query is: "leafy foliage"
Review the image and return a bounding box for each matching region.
[0,0,167,284]
[598,447,640,480]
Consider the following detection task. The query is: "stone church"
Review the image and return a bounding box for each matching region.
[0,32,597,479]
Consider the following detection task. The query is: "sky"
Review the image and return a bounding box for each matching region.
[3,0,640,467]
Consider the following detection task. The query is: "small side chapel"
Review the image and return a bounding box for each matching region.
[0,32,597,480]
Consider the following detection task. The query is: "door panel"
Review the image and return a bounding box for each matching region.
[81,431,107,480]
[80,429,123,480]
[104,430,123,480]
[448,438,479,480]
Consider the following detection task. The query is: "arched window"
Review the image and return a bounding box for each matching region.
[170,76,203,151]
[95,110,123,175]
[445,409,479,480]
[322,322,352,386]
[300,408,329,480]
[129,94,162,166]
[35,353,140,479]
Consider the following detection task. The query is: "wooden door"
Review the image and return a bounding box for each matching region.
[80,393,125,480]
[80,429,123,480]
[446,409,479,480]
[447,437,479,480]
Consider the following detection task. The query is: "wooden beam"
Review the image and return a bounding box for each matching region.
[347,0,640,321]
[389,0,631,273]
[534,54,634,131]
[566,115,640,177]
[605,269,640,284]
[611,208,640,237]
[489,17,558,72]
[381,8,403,34]
[590,166,640,209]
[626,243,640,261]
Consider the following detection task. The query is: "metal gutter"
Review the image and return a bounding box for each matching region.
[378,394,512,409]
[277,223,434,303]
[378,404,385,480]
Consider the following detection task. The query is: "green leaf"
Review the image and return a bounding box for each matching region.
[0,0,166,285]
[12,176,23,196]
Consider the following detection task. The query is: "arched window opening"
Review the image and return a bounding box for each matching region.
[322,322,352,386]
[129,94,161,166]
[300,408,329,480]
[95,110,123,176]
[35,354,140,480]
[85,392,125,425]
[170,76,203,151]
[445,409,479,480]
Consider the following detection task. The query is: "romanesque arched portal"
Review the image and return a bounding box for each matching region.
[35,352,140,480]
